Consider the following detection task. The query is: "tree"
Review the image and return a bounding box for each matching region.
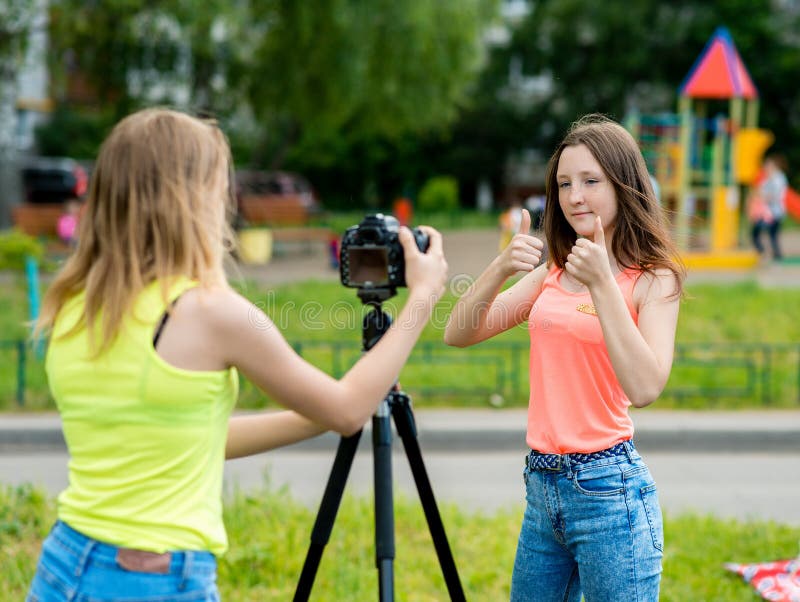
[244,0,497,171]
[47,0,497,206]
[0,0,37,227]
[49,0,252,118]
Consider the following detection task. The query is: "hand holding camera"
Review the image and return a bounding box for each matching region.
[399,225,447,301]
[340,214,447,302]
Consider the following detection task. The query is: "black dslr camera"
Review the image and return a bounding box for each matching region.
[340,214,429,293]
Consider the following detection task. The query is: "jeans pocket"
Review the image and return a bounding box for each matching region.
[572,463,625,497]
[641,483,664,552]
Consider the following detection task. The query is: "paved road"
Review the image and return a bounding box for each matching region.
[2,409,798,526]
[2,447,798,526]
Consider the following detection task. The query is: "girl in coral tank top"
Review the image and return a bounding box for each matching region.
[445,114,685,601]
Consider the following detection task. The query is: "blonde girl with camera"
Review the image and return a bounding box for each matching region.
[27,108,447,601]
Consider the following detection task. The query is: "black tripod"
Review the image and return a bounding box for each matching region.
[294,288,466,602]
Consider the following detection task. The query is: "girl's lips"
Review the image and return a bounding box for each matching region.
[572,212,592,217]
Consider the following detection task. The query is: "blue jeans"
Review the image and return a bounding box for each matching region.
[27,521,220,602]
[511,442,663,601]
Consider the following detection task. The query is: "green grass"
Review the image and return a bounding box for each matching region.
[3,277,800,410]
[2,483,798,600]
[315,209,503,234]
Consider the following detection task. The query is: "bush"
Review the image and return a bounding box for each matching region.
[418,176,459,212]
[0,230,44,271]
[35,105,114,160]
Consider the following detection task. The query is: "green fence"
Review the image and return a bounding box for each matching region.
[3,339,800,409]
[0,339,28,407]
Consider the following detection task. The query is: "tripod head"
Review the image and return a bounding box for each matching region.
[357,287,396,351]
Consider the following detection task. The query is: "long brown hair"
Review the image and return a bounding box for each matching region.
[543,114,685,294]
[35,108,235,354]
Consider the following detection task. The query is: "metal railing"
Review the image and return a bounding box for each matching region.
[3,339,800,408]
[0,339,28,407]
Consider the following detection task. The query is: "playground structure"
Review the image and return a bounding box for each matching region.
[627,27,776,269]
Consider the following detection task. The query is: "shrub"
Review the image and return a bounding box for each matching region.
[418,176,459,212]
[0,230,44,271]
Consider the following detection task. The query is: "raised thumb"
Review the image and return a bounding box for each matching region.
[518,209,531,235]
[594,216,605,243]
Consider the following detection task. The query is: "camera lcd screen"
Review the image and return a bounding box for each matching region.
[347,246,389,286]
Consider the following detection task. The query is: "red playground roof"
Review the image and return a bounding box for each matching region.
[679,26,758,99]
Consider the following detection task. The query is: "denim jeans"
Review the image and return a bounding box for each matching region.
[510,441,663,601]
[751,217,783,259]
[27,521,220,602]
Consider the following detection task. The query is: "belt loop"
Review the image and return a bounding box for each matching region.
[623,440,634,462]
[74,539,97,578]
[563,454,573,478]
[179,551,193,590]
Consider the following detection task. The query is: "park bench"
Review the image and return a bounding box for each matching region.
[12,203,63,237]
[11,203,72,256]
[238,194,334,254]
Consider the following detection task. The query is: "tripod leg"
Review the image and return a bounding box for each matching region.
[391,396,466,602]
[373,404,395,601]
[294,431,362,602]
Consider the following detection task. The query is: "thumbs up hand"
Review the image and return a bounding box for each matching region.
[564,216,614,289]
[499,209,545,277]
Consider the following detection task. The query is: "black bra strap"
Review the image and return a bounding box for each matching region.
[152,296,181,348]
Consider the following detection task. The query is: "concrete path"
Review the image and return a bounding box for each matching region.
[1,409,798,524]
[232,227,800,288]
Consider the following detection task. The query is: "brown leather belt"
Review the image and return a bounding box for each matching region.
[116,548,172,574]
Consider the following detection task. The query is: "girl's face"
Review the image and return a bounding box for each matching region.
[556,143,618,241]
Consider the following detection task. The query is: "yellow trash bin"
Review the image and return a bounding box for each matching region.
[238,228,273,265]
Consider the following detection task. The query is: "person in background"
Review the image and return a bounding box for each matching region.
[392,196,413,227]
[753,154,788,261]
[56,198,81,247]
[27,108,448,602]
[445,114,684,601]
[499,197,524,252]
[524,194,546,231]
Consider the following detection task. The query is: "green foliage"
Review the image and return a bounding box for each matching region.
[247,1,495,153]
[0,484,56,595]
[0,1,36,57]
[45,1,498,208]
[0,229,44,271]
[3,483,799,600]
[35,106,115,160]
[417,176,460,212]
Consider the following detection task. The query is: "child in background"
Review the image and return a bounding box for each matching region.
[57,198,81,247]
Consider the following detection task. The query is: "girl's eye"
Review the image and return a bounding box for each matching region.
[558,182,570,189]
[586,179,598,185]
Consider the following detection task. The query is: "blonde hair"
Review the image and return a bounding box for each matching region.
[35,108,235,354]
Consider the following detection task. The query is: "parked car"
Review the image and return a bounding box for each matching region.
[20,157,89,204]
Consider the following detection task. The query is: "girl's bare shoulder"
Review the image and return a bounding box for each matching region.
[179,285,259,330]
[633,268,681,307]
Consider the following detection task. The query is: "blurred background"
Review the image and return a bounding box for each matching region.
[3,0,800,225]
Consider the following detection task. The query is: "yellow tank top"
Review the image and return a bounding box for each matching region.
[527,266,640,454]
[46,279,238,555]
